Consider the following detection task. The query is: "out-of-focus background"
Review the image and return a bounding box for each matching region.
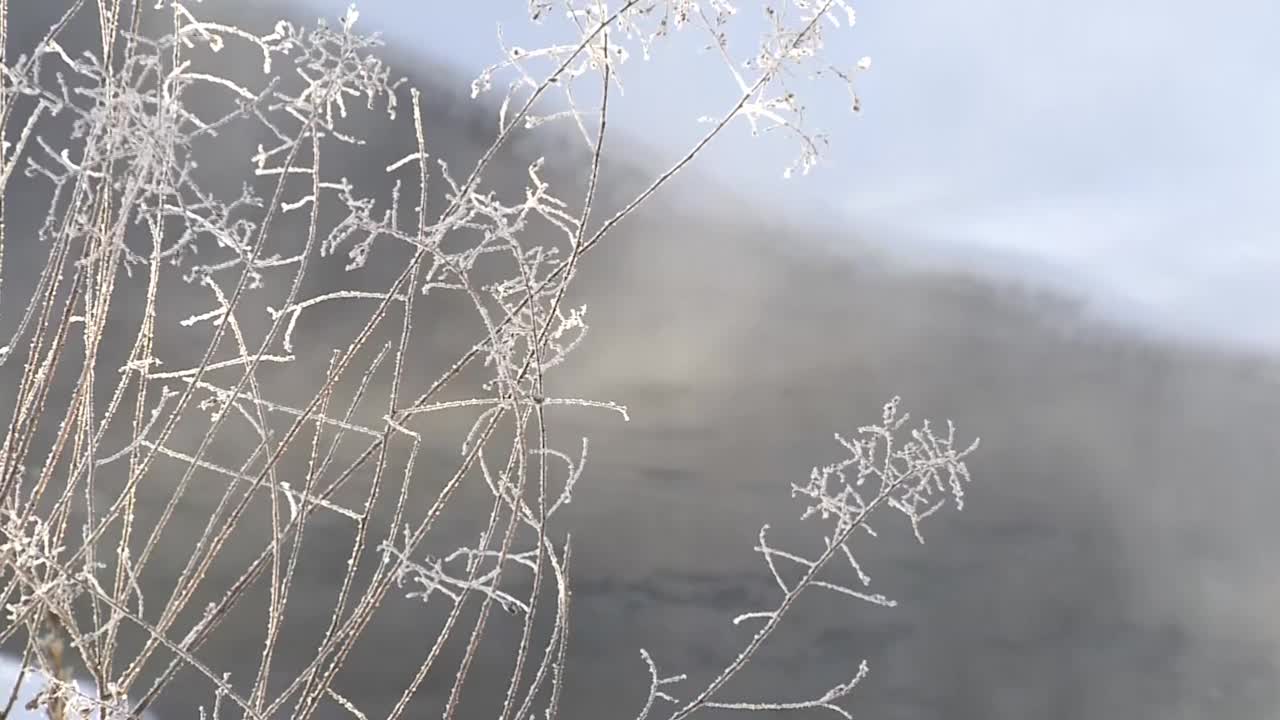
[2,2,1278,720]
[326,0,1280,354]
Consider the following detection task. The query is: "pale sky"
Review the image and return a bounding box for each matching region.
[300,0,1278,354]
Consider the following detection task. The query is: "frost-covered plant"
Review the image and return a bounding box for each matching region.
[0,1,975,719]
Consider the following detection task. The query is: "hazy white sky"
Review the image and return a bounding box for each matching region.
[300,0,1278,354]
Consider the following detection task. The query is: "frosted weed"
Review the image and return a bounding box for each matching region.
[0,2,976,718]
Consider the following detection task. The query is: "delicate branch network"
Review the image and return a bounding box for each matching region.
[0,2,974,720]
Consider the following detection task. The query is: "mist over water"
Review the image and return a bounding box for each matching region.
[3,4,1279,720]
